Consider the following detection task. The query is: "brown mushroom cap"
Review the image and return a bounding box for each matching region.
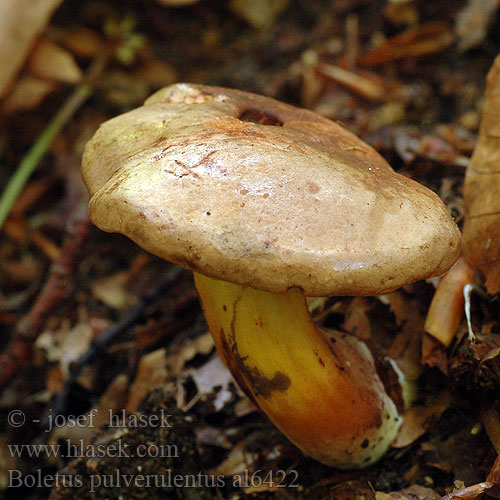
[82,83,460,296]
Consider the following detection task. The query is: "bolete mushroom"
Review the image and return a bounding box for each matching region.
[82,83,460,468]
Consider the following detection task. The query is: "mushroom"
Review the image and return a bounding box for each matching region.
[82,83,461,468]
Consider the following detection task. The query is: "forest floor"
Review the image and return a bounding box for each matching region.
[1,0,500,499]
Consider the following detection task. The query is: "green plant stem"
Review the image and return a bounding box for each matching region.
[0,82,92,230]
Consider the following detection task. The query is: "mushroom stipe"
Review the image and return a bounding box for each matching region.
[194,273,402,467]
[82,83,461,468]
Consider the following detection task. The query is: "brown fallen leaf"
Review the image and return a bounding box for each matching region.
[437,124,478,156]
[50,26,103,59]
[0,0,63,97]
[165,332,214,376]
[383,1,419,27]
[195,426,232,449]
[31,230,61,262]
[316,62,407,102]
[365,125,467,168]
[45,365,65,393]
[35,321,95,379]
[229,0,290,30]
[378,290,412,327]
[342,296,373,339]
[29,38,82,83]
[92,271,134,310]
[2,75,58,113]
[463,53,500,293]
[436,482,495,500]
[209,440,251,476]
[392,391,450,448]
[127,334,216,413]
[328,480,375,500]
[385,303,424,406]
[359,21,454,67]
[377,493,395,500]
[455,0,500,52]
[387,485,440,500]
[126,348,168,413]
[421,333,448,373]
[425,258,475,347]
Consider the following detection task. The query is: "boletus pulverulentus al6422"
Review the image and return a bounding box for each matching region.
[82,83,460,468]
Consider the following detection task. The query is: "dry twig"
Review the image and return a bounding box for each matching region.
[0,203,91,388]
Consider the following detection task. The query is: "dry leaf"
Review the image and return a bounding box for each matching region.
[230,0,289,30]
[234,397,258,417]
[29,38,82,83]
[126,348,167,413]
[455,0,500,52]
[388,485,440,500]
[342,296,372,339]
[421,333,448,372]
[127,334,217,413]
[0,0,63,97]
[190,355,236,411]
[392,392,450,448]
[425,258,475,347]
[92,271,134,310]
[196,426,232,449]
[35,321,94,378]
[46,367,68,395]
[376,493,394,500]
[386,305,424,388]
[2,75,57,113]
[359,22,454,67]
[52,26,103,59]
[463,53,500,293]
[31,230,61,261]
[165,332,214,376]
[209,440,251,476]
[383,1,419,27]
[96,374,130,425]
[438,482,495,500]
[316,62,408,102]
[378,290,412,327]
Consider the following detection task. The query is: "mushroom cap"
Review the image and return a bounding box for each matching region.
[82,83,460,296]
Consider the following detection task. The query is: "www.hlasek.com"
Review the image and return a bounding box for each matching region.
[9,469,300,492]
[8,438,176,459]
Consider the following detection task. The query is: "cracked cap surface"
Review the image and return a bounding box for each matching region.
[82,83,461,296]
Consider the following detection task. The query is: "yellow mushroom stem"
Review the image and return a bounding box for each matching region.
[194,272,403,468]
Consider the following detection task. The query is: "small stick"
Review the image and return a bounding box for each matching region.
[42,266,185,435]
[0,203,91,388]
[436,482,494,500]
